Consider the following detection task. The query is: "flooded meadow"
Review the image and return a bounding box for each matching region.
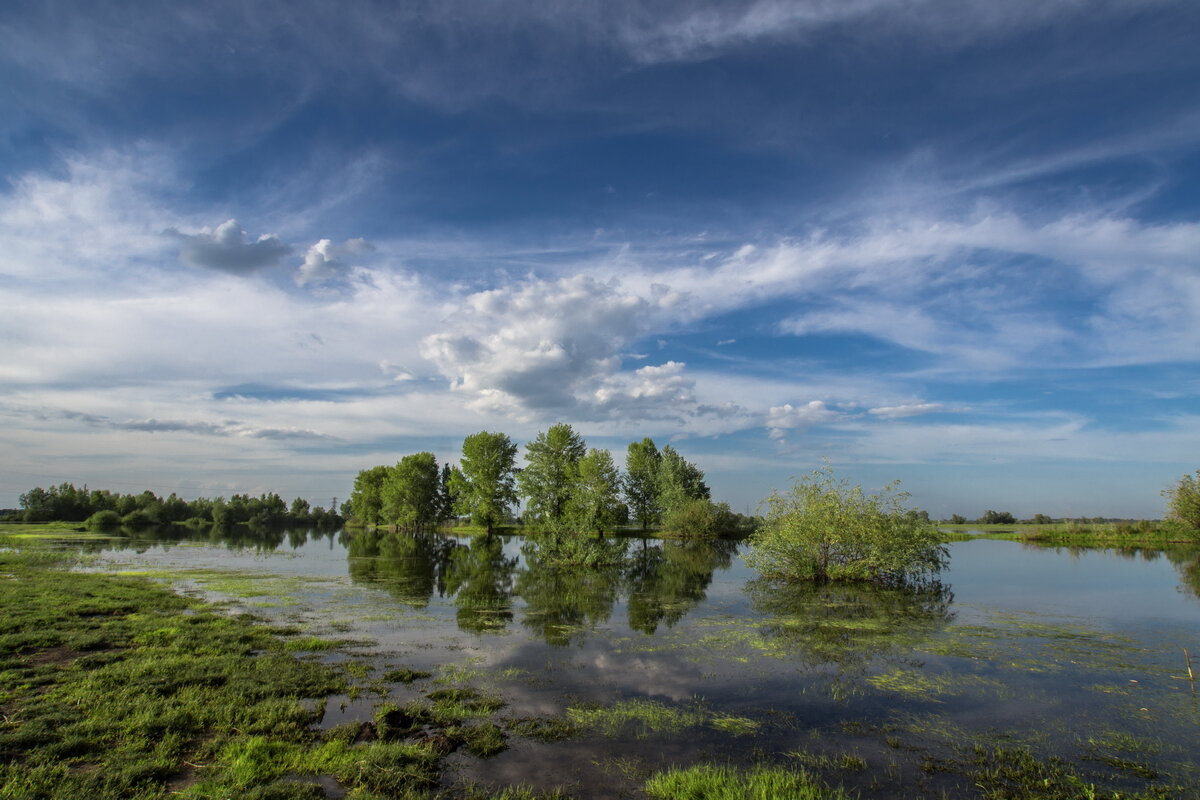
[61,528,1200,798]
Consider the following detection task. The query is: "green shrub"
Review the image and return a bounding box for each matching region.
[1164,470,1200,534]
[746,467,946,586]
[85,510,122,530]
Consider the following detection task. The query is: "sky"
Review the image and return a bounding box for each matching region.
[1,0,1198,519]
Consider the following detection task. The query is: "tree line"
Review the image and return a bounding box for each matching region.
[9,483,342,530]
[346,425,755,537]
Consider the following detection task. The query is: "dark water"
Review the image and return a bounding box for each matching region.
[78,528,1200,797]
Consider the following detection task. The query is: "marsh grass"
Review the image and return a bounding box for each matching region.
[567,698,759,739]
[643,763,850,800]
[0,548,529,798]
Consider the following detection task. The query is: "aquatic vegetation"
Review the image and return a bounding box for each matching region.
[643,763,850,800]
[746,578,954,669]
[507,715,581,742]
[384,667,433,683]
[567,698,759,739]
[866,667,1009,702]
[786,749,868,772]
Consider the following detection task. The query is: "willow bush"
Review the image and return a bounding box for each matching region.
[747,467,947,587]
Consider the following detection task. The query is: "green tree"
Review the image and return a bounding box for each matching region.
[658,445,710,518]
[381,452,441,529]
[453,432,519,535]
[980,510,1016,525]
[747,467,947,586]
[348,465,391,526]
[289,497,311,519]
[518,423,586,530]
[437,463,457,522]
[567,448,625,535]
[624,438,663,530]
[1164,470,1200,533]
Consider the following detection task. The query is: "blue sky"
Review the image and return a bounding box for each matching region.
[2,0,1198,518]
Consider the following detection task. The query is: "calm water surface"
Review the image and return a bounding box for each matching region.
[77,529,1200,798]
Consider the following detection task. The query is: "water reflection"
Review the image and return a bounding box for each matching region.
[517,538,627,646]
[1166,546,1200,600]
[746,579,955,669]
[345,529,458,608]
[336,532,743,645]
[626,538,738,634]
[444,535,518,634]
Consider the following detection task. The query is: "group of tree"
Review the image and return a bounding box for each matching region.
[9,483,341,530]
[345,425,755,538]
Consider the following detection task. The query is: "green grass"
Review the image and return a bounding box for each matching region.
[643,763,850,800]
[0,547,526,799]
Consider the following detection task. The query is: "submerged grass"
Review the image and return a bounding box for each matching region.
[567,698,759,739]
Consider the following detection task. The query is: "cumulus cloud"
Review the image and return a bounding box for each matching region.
[172,219,291,274]
[421,274,655,417]
[296,237,374,286]
[766,401,841,439]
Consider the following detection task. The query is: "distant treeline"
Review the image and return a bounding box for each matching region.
[8,483,342,530]
[945,511,1163,526]
[348,425,757,538]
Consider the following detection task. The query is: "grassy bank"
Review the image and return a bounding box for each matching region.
[941,522,1196,547]
[0,543,571,800]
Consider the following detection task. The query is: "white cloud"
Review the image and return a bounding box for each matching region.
[868,403,946,419]
[172,219,291,274]
[421,274,660,418]
[296,237,375,286]
[766,401,842,439]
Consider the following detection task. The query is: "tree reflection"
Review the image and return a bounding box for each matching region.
[516,537,628,646]
[746,578,955,671]
[1166,547,1200,601]
[346,529,458,608]
[443,534,519,634]
[626,538,738,634]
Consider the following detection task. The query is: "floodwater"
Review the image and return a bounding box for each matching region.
[79,528,1200,798]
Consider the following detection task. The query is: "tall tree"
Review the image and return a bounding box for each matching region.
[568,448,625,535]
[624,438,663,530]
[381,452,441,529]
[348,465,391,526]
[453,432,519,535]
[658,445,710,517]
[437,462,458,522]
[518,423,587,530]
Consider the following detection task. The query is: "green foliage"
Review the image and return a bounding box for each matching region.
[85,509,122,530]
[381,451,441,528]
[347,464,390,526]
[567,448,625,534]
[747,467,947,586]
[454,431,519,534]
[658,445,710,518]
[518,423,586,530]
[980,509,1016,525]
[1164,469,1200,533]
[662,497,720,537]
[624,438,663,530]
